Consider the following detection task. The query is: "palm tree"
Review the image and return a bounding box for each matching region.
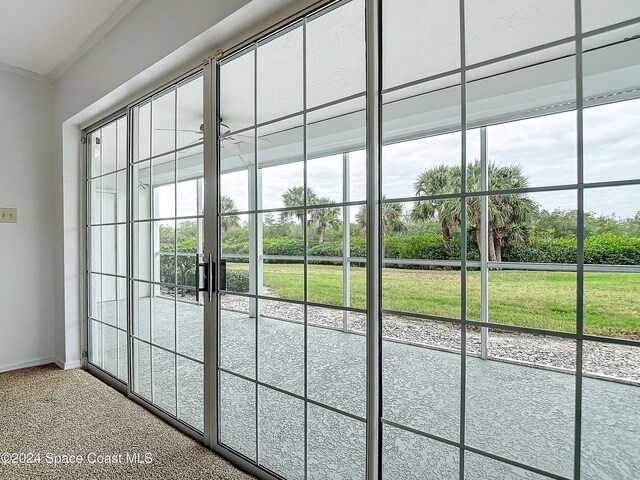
[280,186,318,223]
[220,195,240,232]
[309,197,340,243]
[413,161,534,261]
[355,198,408,236]
[411,164,460,249]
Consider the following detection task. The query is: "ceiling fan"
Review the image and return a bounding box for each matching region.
[157,121,271,160]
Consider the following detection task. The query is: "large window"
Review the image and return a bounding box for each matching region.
[84,1,640,479]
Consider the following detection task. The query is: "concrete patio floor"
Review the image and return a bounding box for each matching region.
[94,297,640,480]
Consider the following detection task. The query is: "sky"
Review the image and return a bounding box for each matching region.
[155,98,639,223]
[214,99,639,221]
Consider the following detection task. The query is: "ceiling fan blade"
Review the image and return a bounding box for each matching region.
[233,134,272,146]
[221,138,242,156]
[156,128,202,133]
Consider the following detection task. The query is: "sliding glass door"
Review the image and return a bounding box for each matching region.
[84,1,639,479]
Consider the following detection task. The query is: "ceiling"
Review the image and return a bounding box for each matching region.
[0,0,138,80]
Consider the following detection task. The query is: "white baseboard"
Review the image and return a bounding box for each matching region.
[0,357,55,374]
[54,358,82,370]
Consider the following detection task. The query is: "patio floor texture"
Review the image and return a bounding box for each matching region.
[95,297,639,480]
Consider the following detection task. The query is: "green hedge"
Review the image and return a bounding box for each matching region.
[220,233,640,266]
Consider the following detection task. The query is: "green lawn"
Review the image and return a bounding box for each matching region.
[237,263,640,338]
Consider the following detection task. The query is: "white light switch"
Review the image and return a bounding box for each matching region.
[0,208,17,223]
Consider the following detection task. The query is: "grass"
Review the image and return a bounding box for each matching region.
[228,263,640,338]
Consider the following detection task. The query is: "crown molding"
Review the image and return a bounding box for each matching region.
[0,60,49,82]
[48,0,143,83]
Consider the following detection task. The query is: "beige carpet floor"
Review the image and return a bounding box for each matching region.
[0,364,253,480]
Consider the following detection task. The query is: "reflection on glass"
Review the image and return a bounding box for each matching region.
[152,346,176,416]
[258,387,305,479]
[465,0,574,65]
[382,424,459,480]
[306,0,365,107]
[220,372,256,460]
[383,0,459,90]
[466,353,575,478]
[257,25,303,124]
[220,49,255,133]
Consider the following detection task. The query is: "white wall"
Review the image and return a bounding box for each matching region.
[0,69,56,372]
[51,0,316,368]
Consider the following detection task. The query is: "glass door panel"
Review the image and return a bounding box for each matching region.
[131,72,205,432]
[216,1,366,477]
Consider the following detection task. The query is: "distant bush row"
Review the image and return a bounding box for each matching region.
[221,233,640,266]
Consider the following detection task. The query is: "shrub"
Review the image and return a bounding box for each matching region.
[226,268,250,293]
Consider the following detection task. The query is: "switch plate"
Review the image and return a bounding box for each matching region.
[0,208,17,223]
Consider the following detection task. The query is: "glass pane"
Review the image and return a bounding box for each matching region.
[90,274,101,321]
[101,275,117,326]
[465,351,575,477]
[582,0,640,32]
[102,225,117,275]
[258,387,305,479]
[257,25,303,124]
[89,179,102,225]
[116,169,127,223]
[132,160,151,220]
[90,226,101,272]
[307,404,366,480]
[220,295,256,379]
[117,117,127,170]
[581,351,640,479]
[383,321,461,441]
[383,0,460,89]
[176,178,199,218]
[133,281,151,342]
[134,101,151,162]
[117,224,126,277]
[133,222,151,281]
[308,263,344,307]
[117,277,127,330]
[177,356,204,432]
[177,74,203,150]
[583,341,640,383]
[258,116,304,210]
[101,173,117,223]
[89,320,103,368]
[308,315,366,418]
[152,288,175,351]
[306,0,365,107]
[102,323,118,377]
[583,30,640,184]
[382,424,459,480]
[382,77,462,199]
[152,155,176,219]
[152,88,176,157]
[219,372,256,461]
[220,49,255,133]
[489,269,576,332]
[486,329,576,371]
[133,339,152,400]
[465,0,574,65]
[101,122,117,175]
[155,220,176,285]
[464,452,549,480]
[152,346,176,416]
[117,329,127,383]
[89,131,101,178]
[258,308,304,396]
[485,112,577,190]
[177,289,203,361]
